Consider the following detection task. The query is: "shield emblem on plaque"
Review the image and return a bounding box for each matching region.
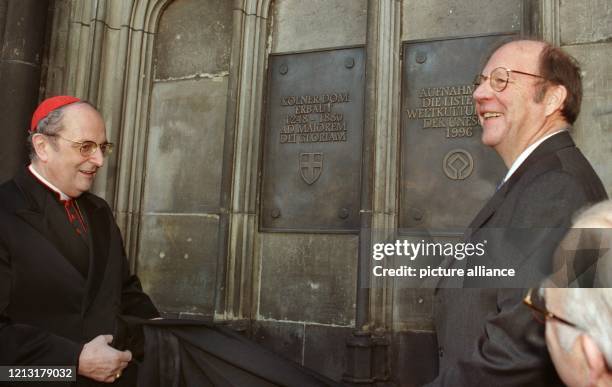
[299,152,323,185]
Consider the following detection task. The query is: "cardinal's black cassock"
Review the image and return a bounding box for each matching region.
[118,316,342,387]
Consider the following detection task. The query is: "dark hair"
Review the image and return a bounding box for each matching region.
[535,44,583,124]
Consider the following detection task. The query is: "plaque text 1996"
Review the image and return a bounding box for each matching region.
[406,84,478,138]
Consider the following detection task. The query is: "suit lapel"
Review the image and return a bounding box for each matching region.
[465,183,510,236]
[467,131,575,235]
[505,131,574,189]
[455,131,576,290]
[434,132,575,291]
[80,195,110,313]
[433,179,510,291]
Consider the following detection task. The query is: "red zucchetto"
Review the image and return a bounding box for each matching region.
[30,95,81,132]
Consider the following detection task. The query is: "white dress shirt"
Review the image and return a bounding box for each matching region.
[501,130,567,184]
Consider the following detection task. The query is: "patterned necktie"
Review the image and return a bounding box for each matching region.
[63,199,88,236]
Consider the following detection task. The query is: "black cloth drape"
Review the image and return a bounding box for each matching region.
[118,317,343,387]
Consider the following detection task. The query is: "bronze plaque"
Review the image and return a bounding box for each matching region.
[400,34,514,231]
[261,47,365,232]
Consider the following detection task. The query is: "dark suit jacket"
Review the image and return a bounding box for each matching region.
[427,132,608,386]
[0,168,159,386]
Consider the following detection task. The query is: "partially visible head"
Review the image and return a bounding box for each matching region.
[29,96,109,198]
[573,200,612,229]
[544,288,612,387]
[473,40,582,165]
[553,200,612,287]
[575,201,612,289]
[543,200,612,386]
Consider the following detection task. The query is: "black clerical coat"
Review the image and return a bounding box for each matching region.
[0,168,159,386]
[120,316,343,387]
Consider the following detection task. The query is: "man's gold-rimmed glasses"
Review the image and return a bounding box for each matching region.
[474,67,545,92]
[523,288,578,328]
[47,134,113,157]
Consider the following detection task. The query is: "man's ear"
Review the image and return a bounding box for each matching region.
[580,334,607,384]
[544,84,568,117]
[32,133,50,162]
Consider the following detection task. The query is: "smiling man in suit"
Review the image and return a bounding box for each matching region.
[0,96,159,385]
[427,40,608,386]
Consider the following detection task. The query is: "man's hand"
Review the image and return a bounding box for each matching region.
[78,335,132,383]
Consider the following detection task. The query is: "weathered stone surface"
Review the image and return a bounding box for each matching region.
[0,0,49,183]
[1,0,48,64]
[0,1,7,45]
[390,331,438,386]
[560,0,612,45]
[402,0,521,41]
[137,214,219,317]
[393,287,435,331]
[564,43,612,194]
[0,62,40,183]
[271,0,367,54]
[143,78,227,213]
[258,233,357,326]
[154,0,232,79]
[251,320,304,365]
[303,325,353,381]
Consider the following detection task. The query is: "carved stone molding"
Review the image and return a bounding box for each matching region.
[366,0,402,330]
[216,0,272,320]
[45,0,174,268]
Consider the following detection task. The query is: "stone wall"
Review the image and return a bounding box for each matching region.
[38,0,612,385]
[559,0,612,192]
[254,1,366,380]
[136,0,233,319]
[0,0,50,183]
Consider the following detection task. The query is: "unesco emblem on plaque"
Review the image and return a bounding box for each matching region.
[299,152,323,185]
[399,34,512,230]
[443,149,474,180]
